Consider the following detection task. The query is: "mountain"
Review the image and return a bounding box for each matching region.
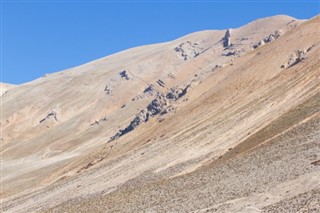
[0,83,16,96]
[1,15,319,212]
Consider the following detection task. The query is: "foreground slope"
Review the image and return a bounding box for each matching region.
[1,15,320,212]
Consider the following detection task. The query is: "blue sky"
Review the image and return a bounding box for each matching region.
[1,1,319,84]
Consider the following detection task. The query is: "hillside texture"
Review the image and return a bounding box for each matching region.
[1,15,320,212]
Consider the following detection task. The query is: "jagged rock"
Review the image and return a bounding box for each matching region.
[253,31,281,49]
[119,70,130,80]
[253,40,265,49]
[110,95,166,141]
[132,85,157,101]
[147,95,168,116]
[223,29,231,48]
[281,49,308,69]
[265,30,281,42]
[109,82,193,142]
[166,84,191,101]
[166,91,176,100]
[166,87,182,100]
[109,109,149,141]
[174,41,203,60]
[144,84,155,94]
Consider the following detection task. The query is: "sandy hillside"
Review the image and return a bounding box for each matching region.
[1,15,320,212]
[0,83,16,96]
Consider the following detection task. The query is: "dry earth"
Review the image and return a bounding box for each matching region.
[1,15,320,212]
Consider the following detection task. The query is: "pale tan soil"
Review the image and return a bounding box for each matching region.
[0,83,16,96]
[1,15,319,212]
[43,93,320,213]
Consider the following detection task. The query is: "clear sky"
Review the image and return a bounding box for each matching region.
[1,0,319,84]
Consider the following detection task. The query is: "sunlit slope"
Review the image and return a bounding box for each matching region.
[1,15,319,213]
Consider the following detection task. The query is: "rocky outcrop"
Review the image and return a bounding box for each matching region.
[119,70,130,80]
[281,45,317,69]
[109,109,149,141]
[221,41,246,58]
[281,49,308,69]
[143,84,155,94]
[253,30,282,49]
[166,85,191,101]
[132,84,157,101]
[109,83,193,142]
[253,40,265,49]
[146,94,168,116]
[264,31,281,42]
[109,93,170,141]
[174,41,203,61]
[222,29,231,48]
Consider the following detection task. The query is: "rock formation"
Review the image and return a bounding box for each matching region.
[253,30,282,49]
[174,41,203,60]
[281,48,310,68]
[223,29,231,47]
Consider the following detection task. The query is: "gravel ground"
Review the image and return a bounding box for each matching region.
[46,95,320,213]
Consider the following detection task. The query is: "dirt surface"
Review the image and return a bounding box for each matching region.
[1,15,320,212]
[45,94,320,212]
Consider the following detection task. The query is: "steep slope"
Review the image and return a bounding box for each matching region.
[1,15,319,212]
[0,83,16,96]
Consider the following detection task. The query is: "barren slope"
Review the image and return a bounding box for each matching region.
[1,15,319,212]
[0,83,16,96]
